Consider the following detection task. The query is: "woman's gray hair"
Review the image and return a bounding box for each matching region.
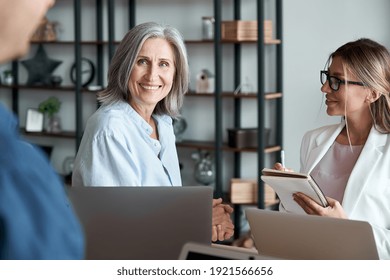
[97,22,189,117]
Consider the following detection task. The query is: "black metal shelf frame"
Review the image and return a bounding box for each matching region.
[5,0,283,239]
[74,0,105,150]
[89,0,282,239]
[7,0,105,153]
[125,0,283,237]
[214,0,283,238]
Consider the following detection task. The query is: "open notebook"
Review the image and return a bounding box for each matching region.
[261,168,328,214]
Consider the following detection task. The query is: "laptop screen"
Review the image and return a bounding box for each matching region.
[68,186,213,260]
[245,208,379,260]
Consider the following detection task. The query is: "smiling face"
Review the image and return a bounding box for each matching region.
[128,38,176,114]
[321,56,372,119]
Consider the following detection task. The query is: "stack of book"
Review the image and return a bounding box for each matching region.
[221,20,273,42]
[230,178,278,205]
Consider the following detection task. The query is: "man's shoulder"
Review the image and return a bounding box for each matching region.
[0,105,18,138]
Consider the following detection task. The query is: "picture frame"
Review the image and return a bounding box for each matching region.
[25,108,44,132]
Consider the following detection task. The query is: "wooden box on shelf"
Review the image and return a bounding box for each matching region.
[228,128,258,149]
[221,20,272,41]
[227,127,271,149]
[230,178,276,204]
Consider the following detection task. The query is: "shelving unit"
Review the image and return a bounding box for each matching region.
[0,0,105,172]
[178,0,284,237]
[0,0,283,239]
[97,0,283,237]
[233,0,283,236]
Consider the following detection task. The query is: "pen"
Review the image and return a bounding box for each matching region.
[281,150,285,169]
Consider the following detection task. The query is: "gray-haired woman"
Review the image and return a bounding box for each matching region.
[72,22,234,242]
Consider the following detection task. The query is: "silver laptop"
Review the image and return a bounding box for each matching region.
[178,242,279,260]
[245,208,379,260]
[68,186,213,260]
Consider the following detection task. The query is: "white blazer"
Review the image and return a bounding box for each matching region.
[299,120,390,259]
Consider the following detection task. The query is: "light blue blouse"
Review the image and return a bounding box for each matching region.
[72,100,182,187]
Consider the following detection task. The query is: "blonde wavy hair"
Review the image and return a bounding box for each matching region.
[325,38,390,133]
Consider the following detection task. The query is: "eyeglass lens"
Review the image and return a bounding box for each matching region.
[321,71,339,91]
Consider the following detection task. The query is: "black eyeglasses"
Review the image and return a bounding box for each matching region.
[320,70,365,91]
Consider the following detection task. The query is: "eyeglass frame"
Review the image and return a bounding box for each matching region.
[320,70,365,91]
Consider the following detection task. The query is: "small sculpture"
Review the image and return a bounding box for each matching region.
[21,44,62,86]
[50,75,63,87]
[63,156,75,176]
[172,116,187,142]
[196,69,214,93]
[192,150,215,185]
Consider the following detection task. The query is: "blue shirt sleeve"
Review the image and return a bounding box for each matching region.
[0,105,84,259]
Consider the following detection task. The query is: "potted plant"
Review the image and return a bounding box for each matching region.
[38,96,62,132]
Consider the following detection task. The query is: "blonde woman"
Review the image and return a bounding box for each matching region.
[276,38,390,259]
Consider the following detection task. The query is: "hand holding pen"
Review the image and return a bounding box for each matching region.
[273,150,293,172]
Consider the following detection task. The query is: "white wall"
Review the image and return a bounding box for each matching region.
[283,0,390,171]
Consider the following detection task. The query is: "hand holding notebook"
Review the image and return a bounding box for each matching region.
[261,168,329,214]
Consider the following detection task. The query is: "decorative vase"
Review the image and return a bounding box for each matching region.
[50,75,63,87]
[63,156,75,175]
[173,117,187,142]
[45,114,62,133]
[192,150,215,185]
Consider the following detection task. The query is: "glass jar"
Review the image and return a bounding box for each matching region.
[202,16,215,40]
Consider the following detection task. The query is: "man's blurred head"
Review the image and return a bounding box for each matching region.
[0,0,55,63]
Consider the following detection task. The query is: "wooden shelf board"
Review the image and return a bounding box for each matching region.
[185,39,214,44]
[221,39,281,44]
[2,88,281,98]
[265,92,283,99]
[176,140,215,150]
[176,141,281,153]
[21,129,76,139]
[31,40,112,45]
[186,91,282,99]
[184,39,282,45]
[231,200,280,208]
[264,145,282,153]
[0,84,101,93]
